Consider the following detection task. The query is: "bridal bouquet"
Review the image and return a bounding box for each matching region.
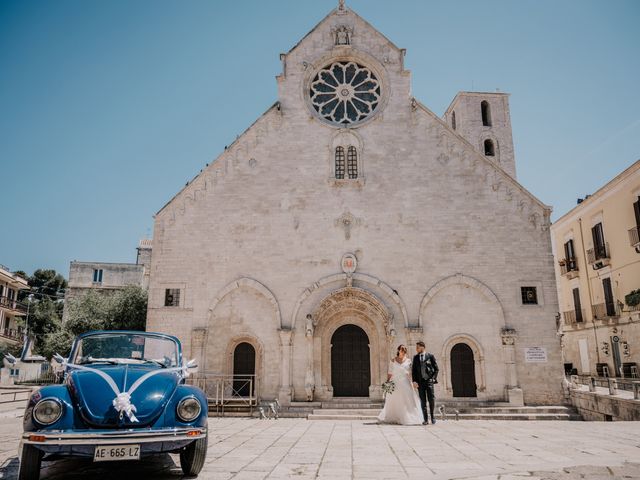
[381,380,395,395]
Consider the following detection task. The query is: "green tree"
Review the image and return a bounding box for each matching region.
[106,286,148,331]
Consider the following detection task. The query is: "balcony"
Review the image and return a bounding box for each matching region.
[586,243,610,269]
[558,258,579,279]
[629,226,640,248]
[0,296,27,315]
[563,309,585,326]
[0,328,22,342]
[592,302,621,321]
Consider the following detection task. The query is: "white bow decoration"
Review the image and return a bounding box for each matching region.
[57,357,191,423]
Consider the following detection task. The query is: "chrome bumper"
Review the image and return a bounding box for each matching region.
[20,427,206,447]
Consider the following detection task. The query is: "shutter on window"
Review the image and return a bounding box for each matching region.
[634,198,640,227]
[572,288,582,322]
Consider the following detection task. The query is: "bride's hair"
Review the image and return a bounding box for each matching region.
[396,344,407,356]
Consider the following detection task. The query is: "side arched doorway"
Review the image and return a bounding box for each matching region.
[331,324,370,397]
[233,342,255,396]
[451,343,477,397]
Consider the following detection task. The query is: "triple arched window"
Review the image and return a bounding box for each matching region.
[335,146,358,179]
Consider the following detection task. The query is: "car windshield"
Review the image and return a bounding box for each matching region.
[71,333,179,368]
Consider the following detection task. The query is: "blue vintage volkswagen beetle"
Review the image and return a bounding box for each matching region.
[18,331,208,480]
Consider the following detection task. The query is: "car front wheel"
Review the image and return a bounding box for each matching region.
[180,434,208,476]
[18,444,42,480]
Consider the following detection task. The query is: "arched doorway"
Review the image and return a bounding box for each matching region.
[233,342,255,396]
[331,324,370,397]
[451,343,477,397]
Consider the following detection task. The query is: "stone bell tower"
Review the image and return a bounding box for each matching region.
[444,92,517,179]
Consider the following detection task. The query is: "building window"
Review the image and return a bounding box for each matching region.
[563,239,577,271]
[484,139,495,156]
[347,146,358,179]
[634,196,640,227]
[602,278,616,317]
[93,269,103,283]
[9,368,19,377]
[572,288,583,322]
[481,100,491,126]
[521,286,538,305]
[164,288,180,307]
[451,111,456,130]
[335,146,345,179]
[591,222,607,259]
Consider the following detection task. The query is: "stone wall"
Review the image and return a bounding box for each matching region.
[570,389,640,421]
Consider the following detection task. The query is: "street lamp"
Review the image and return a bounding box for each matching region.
[25,294,34,336]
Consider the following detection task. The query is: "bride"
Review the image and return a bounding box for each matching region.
[378,344,424,425]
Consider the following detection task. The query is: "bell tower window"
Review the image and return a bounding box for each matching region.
[451,111,457,130]
[484,139,495,156]
[481,100,492,127]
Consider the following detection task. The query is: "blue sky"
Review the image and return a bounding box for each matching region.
[1,0,639,277]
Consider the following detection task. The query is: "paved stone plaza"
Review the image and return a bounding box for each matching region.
[0,417,639,479]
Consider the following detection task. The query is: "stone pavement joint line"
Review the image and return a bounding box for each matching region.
[0,418,639,479]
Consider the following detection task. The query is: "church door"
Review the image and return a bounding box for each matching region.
[331,324,370,397]
[233,342,255,397]
[451,343,477,397]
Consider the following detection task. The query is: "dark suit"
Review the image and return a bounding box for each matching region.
[412,352,439,423]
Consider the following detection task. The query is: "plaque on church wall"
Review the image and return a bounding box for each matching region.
[524,347,547,363]
[341,253,357,274]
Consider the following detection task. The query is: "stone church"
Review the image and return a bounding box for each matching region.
[147,2,564,406]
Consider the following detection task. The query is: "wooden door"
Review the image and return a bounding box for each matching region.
[331,325,370,397]
[451,343,477,397]
[233,342,255,396]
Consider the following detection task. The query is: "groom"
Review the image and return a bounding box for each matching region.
[412,341,439,425]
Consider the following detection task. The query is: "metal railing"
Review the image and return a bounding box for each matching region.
[0,296,26,314]
[570,374,640,394]
[186,374,259,416]
[0,328,21,340]
[629,226,640,247]
[592,302,620,320]
[0,388,32,404]
[559,258,578,276]
[563,309,584,325]
[587,243,610,264]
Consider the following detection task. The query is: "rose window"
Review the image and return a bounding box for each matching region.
[310,61,381,125]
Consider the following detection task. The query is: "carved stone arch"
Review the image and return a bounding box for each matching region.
[329,129,365,181]
[480,135,500,162]
[441,333,486,395]
[290,272,409,330]
[419,273,506,328]
[209,277,282,329]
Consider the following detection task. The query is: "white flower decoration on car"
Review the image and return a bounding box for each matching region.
[310,61,381,125]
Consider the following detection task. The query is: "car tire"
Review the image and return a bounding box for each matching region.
[180,434,208,476]
[18,444,42,480]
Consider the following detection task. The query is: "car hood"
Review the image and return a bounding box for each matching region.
[68,364,180,428]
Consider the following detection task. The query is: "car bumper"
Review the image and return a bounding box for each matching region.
[20,427,206,457]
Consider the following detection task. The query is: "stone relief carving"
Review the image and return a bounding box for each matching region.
[332,25,352,45]
[334,211,362,240]
[501,328,517,345]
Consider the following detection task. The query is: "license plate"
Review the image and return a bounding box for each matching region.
[94,444,140,462]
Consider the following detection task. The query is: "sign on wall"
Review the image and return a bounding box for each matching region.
[524,347,548,363]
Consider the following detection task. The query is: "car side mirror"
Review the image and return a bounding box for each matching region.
[186,359,198,370]
[53,353,66,365]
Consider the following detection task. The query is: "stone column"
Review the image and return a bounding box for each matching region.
[278,329,293,405]
[304,315,315,401]
[501,328,523,406]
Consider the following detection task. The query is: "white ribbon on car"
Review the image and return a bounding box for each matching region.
[62,361,190,423]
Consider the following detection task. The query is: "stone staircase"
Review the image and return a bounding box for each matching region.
[298,398,581,421]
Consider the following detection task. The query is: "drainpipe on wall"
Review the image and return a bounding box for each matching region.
[578,217,601,366]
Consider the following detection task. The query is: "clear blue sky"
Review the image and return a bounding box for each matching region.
[1,0,639,277]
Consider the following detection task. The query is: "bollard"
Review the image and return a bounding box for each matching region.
[633,382,640,400]
[438,404,446,421]
[589,377,596,392]
[608,378,617,395]
[454,409,459,421]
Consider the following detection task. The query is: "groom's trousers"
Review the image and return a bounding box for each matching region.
[417,381,435,422]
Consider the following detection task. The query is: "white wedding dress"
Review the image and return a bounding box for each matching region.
[377,358,424,425]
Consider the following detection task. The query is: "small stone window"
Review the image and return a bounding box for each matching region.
[335,146,345,179]
[164,288,180,307]
[521,286,538,305]
[484,139,495,156]
[347,146,358,179]
[481,100,492,127]
[451,111,456,130]
[92,269,103,284]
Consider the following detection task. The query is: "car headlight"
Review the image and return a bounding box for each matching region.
[176,397,201,422]
[33,398,63,425]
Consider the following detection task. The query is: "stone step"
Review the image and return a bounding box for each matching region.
[308,412,580,421]
[313,408,381,415]
[453,406,574,414]
[309,414,379,420]
[321,403,384,409]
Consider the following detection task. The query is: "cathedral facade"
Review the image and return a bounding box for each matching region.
[146,3,564,406]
